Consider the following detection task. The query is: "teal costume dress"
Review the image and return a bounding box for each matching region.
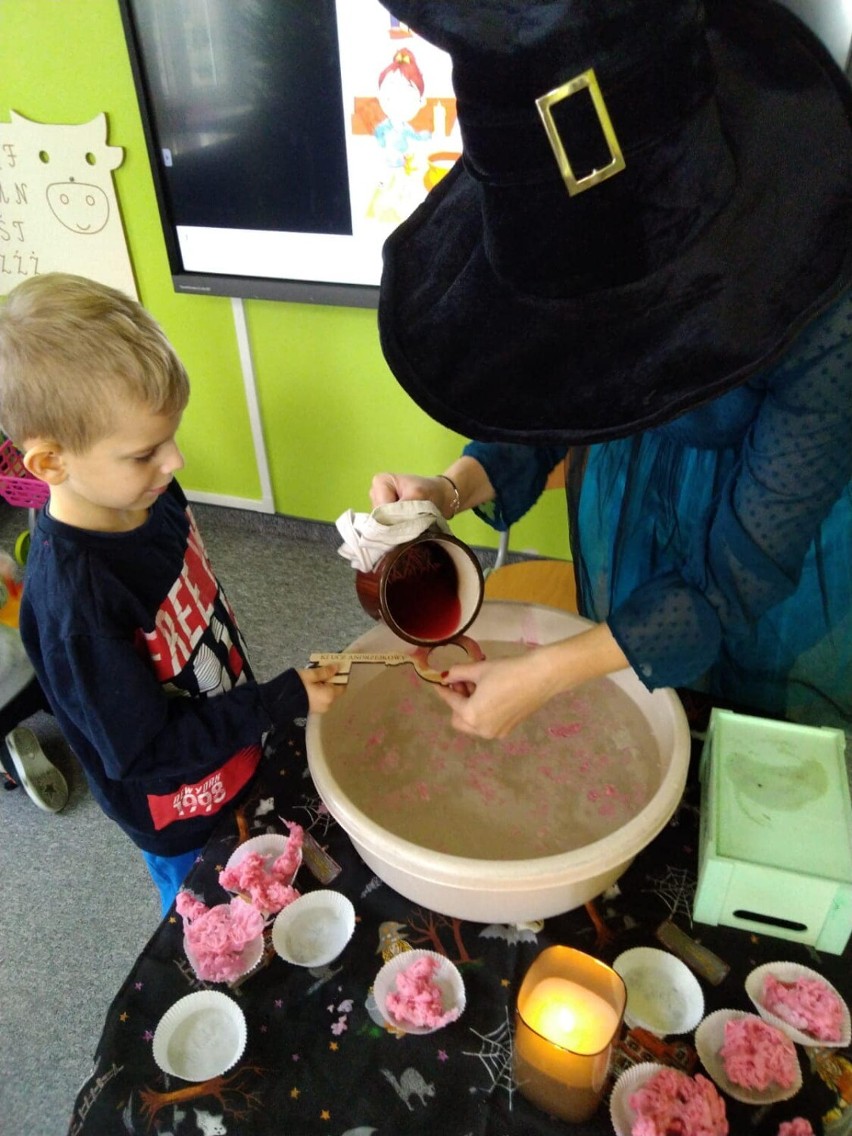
[464,291,852,730]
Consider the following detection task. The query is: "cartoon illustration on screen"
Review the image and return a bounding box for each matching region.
[366,49,432,223]
[337,0,458,267]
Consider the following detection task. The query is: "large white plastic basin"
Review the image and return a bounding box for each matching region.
[306,601,690,923]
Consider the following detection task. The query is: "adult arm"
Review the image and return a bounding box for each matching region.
[370,455,497,518]
[371,444,567,522]
[372,441,626,737]
[436,621,628,738]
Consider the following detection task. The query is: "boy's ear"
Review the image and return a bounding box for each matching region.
[21,440,68,485]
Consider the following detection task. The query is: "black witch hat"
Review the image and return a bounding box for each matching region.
[378,0,852,444]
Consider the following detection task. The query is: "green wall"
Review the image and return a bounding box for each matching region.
[1,0,569,559]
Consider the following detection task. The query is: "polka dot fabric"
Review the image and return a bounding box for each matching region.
[468,289,852,727]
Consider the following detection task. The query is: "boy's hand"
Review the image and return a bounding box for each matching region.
[297,663,344,714]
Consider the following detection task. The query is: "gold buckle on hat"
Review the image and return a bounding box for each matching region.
[536,68,626,196]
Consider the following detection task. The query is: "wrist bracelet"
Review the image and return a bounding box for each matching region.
[437,474,461,517]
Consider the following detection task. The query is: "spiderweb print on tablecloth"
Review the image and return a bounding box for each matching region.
[644,864,696,924]
[462,1008,519,1108]
[294,793,337,839]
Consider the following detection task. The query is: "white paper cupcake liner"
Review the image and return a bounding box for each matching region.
[373,948,466,1035]
[271,889,355,967]
[745,961,851,1048]
[152,990,247,1082]
[221,833,304,916]
[694,1008,803,1106]
[224,833,302,883]
[183,931,265,985]
[613,946,705,1036]
[609,1061,666,1136]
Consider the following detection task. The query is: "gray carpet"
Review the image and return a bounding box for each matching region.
[0,502,380,1136]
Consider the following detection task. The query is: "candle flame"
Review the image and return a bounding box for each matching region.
[522,977,619,1054]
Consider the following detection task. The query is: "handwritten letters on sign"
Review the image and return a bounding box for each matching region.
[0,111,136,298]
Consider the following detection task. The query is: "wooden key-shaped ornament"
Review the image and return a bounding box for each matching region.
[308,650,445,685]
[310,635,483,686]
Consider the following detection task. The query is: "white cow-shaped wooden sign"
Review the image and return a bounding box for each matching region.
[0,111,137,298]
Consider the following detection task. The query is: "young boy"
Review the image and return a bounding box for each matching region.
[0,273,341,913]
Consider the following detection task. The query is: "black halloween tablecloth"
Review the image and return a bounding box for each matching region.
[68,713,852,1136]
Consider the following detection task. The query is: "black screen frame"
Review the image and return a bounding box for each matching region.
[117,0,381,308]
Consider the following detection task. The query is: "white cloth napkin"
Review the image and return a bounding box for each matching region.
[336,501,449,572]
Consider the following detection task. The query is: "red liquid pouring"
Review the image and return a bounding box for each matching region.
[384,543,462,643]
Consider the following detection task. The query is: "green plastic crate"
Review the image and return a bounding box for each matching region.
[693,709,852,954]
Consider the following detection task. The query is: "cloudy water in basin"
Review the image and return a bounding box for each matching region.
[321,641,661,859]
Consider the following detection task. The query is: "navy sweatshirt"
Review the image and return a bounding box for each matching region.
[19,481,307,855]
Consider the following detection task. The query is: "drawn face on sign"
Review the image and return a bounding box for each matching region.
[46,178,110,234]
[0,111,136,297]
[30,114,121,236]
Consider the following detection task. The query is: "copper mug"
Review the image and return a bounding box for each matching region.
[355,530,484,647]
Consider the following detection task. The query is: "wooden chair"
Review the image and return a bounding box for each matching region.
[483,459,579,614]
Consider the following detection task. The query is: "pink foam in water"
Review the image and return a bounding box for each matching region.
[628,1067,728,1136]
[325,640,660,860]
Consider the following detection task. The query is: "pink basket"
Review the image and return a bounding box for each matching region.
[0,439,49,509]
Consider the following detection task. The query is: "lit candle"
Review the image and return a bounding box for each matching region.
[514,947,625,1124]
[522,977,620,1054]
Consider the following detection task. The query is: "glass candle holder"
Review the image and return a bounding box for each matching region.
[513,945,626,1123]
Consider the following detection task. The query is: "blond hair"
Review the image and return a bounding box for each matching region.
[0,273,190,452]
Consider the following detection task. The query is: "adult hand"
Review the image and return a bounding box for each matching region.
[433,650,564,739]
[370,458,496,519]
[369,472,445,510]
[297,663,344,714]
[433,624,630,738]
